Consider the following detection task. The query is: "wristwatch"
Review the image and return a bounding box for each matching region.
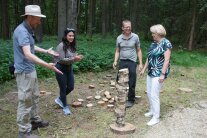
[161,72,165,75]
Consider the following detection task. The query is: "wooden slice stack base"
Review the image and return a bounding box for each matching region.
[110,122,136,135]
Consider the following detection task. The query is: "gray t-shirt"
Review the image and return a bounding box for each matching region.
[116,33,140,62]
[13,21,35,73]
[54,42,77,65]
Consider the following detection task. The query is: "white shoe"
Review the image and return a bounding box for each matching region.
[55,98,64,108]
[144,112,153,117]
[147,117,160,126]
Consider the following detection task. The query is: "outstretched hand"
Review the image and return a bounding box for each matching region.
[47,47,59,57]
[48,63,63,75]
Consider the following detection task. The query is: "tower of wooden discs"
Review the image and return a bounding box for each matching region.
[110,68,136,134]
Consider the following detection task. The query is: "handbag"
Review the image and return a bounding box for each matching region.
[9,62,15,75]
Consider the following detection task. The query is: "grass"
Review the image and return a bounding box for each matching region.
[0,65,207,138]
[0,36,207,137]
[172,51,207,67]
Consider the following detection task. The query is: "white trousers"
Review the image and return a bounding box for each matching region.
[146,75,163,118]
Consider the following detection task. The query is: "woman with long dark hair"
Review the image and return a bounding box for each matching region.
[54,28,83,115]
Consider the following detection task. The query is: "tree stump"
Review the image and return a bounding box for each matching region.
[95,95,101,100]
[86,103,93,108]
[72,101,82,107]
[97,101,105,106]
[89,85,95,89]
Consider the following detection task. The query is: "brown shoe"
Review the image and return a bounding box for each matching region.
[19,131,39,138]
[31,120,49,130]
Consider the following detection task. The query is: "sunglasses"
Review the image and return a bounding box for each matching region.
[67,28,75,32]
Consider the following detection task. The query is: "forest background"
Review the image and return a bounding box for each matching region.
[0,1,207,137]
[1,0,207,47]
[0,0,207,83]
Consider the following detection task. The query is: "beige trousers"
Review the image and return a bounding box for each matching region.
[15,70,41,133]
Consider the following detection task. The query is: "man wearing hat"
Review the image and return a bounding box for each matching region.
[13,5,63,138]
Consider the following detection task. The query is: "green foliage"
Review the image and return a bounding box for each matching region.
[199,0,207,13]
[171,50,207,67]
[0,36,207,83]
[2,0,207,49]
[0,40,14,83]
[0,35,117,83]
[74,35,116,72]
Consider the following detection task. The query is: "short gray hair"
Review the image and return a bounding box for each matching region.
[150,24,166,37]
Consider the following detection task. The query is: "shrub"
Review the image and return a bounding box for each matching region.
[1,35,207,83]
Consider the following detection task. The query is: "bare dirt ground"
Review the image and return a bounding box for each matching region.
[143,101,207,138]
[1,66,207,138]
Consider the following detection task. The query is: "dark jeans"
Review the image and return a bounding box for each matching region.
[118,59,137,102]
[55,63,74,107]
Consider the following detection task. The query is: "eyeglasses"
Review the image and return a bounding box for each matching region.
[123,26,131,29]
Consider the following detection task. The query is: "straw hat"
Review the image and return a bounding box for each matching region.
[21,5,46,18]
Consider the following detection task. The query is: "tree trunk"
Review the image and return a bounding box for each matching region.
[101,0,109,37]
[87,0,96,37]
[25,0,44,43]
[87,0,93,36]
[111,0,124,34]
[67,0,77,30]
[188,0,196,51]
[92,0,96,32]
[1,0,10,39]
[105,0,109,34]
[58,0,67,42]
[0,0,3,37]
[14,2,23,29]
[129,0,139,32]
[58,0,77,42]
[101,0,106,37]
[35,0,43,43]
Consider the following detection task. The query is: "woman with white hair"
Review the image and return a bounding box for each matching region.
[140,24,172,126]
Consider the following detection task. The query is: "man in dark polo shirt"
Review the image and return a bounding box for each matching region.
[113,20,143,108]
[13,5,62,138]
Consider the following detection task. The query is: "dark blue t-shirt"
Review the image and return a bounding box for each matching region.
[147,38,172,78]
